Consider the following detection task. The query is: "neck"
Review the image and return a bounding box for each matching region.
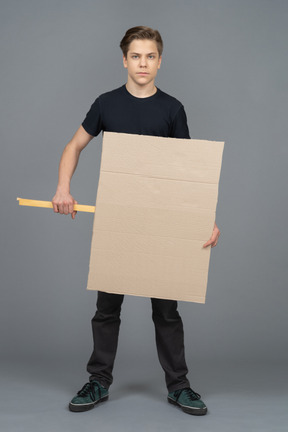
[125,80,157,98]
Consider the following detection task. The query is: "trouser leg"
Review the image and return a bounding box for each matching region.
[87,291,124,389]
[151,298,190,393]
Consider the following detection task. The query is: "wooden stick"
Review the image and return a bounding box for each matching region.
[17,198,95,213]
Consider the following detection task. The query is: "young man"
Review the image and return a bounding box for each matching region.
[52,26,220,416]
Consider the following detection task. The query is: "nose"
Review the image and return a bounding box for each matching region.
[139,56,147,67]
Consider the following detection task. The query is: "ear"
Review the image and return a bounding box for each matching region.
[123,55,128,69]
[157,55,162,70]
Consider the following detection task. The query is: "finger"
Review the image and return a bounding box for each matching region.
[71,200,78,219]
[203,239,212,248]
[52,203,59,213]
[68,202,74,214]
[212,235,220,247]
[63,203,70,215]
[203,234,218,248]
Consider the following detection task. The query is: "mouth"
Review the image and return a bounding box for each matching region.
[137,72,149,75]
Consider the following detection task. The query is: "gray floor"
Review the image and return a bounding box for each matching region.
[1,360,287,432]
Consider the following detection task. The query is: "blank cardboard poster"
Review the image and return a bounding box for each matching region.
[87,132,224,303]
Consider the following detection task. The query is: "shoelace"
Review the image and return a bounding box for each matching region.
[77,381,102,402]
[174,387,201,403]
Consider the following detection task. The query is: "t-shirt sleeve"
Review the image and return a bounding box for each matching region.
[170,105,190,139]
[81,97,103,137]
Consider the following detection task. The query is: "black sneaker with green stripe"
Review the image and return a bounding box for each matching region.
[168,387,207,415]
[69,380,109,412]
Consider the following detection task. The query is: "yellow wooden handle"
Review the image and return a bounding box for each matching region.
[17,198,95,213]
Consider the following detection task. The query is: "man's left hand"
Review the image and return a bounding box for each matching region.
[203,222,220,248]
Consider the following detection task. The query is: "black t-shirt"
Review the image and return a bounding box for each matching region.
[82,85,190,139]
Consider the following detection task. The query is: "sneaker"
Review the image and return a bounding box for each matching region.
[167,387,207,415]
[69,380,109,412]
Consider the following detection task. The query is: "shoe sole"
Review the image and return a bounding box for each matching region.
[167,397,207,416]
[69,395,109,412]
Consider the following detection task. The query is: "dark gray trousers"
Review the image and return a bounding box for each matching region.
[87,291,190,393]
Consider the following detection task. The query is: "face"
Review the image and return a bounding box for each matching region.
[123,39,162,88]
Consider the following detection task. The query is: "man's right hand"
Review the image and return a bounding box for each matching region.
[52,191,78,219]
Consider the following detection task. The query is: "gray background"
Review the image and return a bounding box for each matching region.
[1,0,287,431]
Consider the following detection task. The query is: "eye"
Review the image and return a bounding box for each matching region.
[132,55,139,59]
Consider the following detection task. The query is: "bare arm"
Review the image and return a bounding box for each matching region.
[52,125,94,219]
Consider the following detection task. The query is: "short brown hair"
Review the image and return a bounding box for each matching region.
[120,26,163,57]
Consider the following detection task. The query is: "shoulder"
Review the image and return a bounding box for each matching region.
[156,88,186,123]
[156,88,183,109]
[98,85,125,102]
